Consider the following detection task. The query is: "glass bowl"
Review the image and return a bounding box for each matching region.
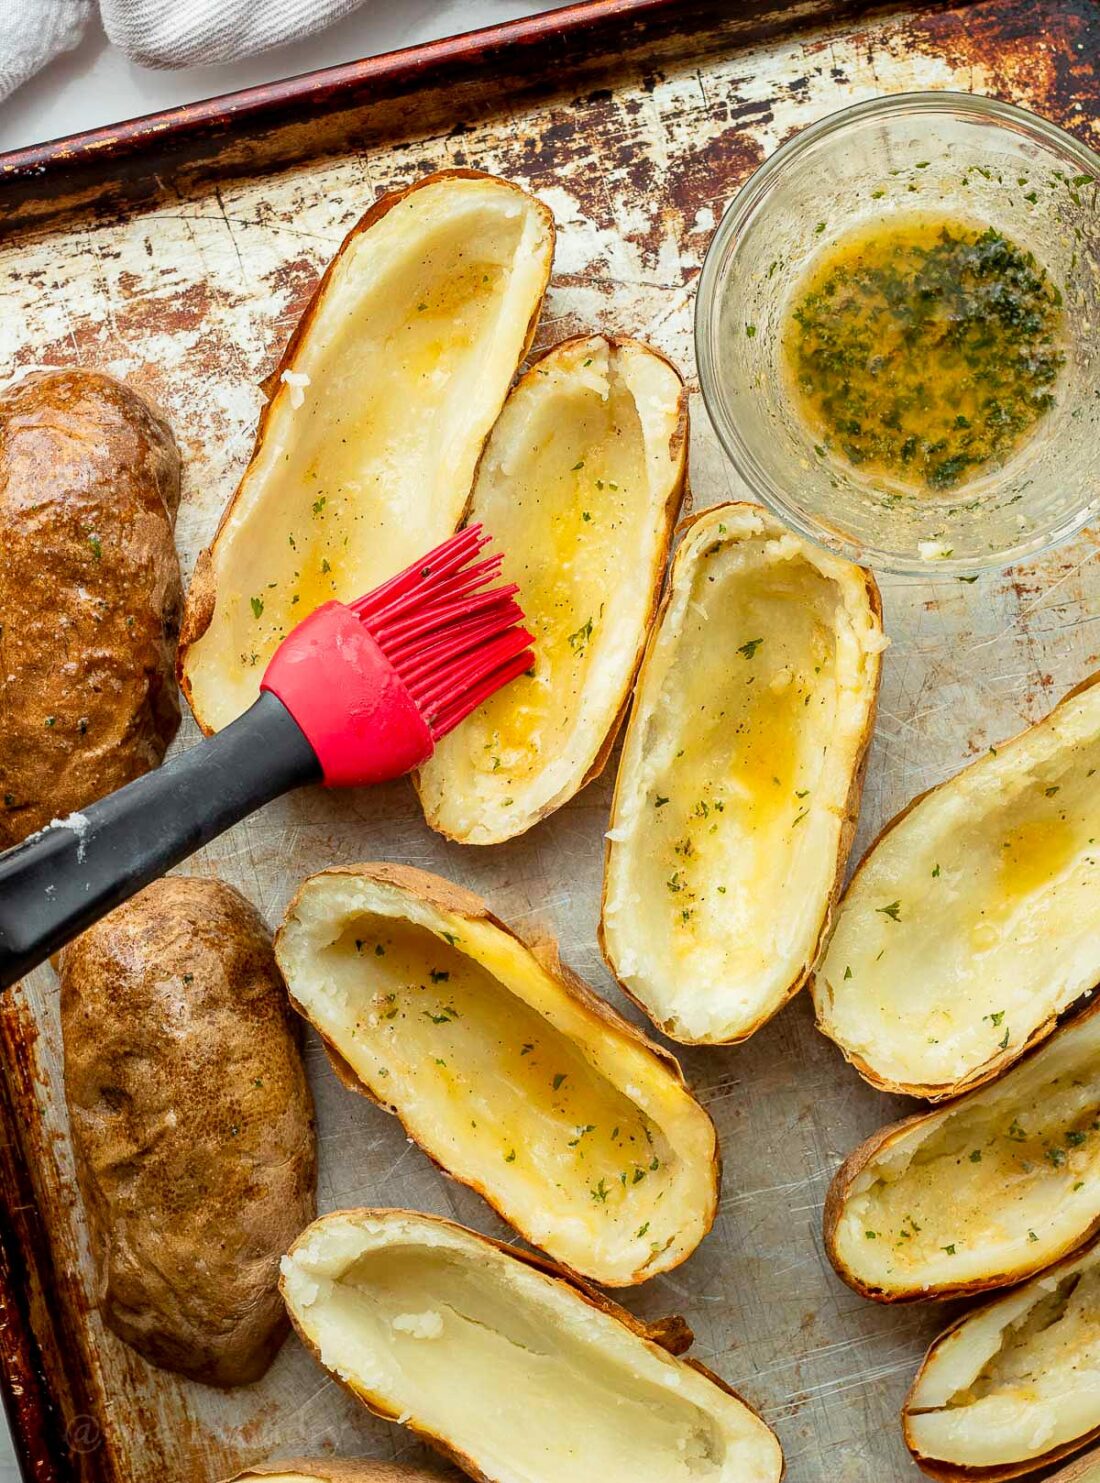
[695,92,1100,576]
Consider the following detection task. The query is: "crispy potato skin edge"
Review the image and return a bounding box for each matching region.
[597,499,884,1046]
[178,169,554,735]
[413,333,690,845]
[812,668,1100,1101]
[280,1207,784,1483]
[276,862,719,1287]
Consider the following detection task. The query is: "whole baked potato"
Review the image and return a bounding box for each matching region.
[60,876,316,1387]
[0,369,182,848]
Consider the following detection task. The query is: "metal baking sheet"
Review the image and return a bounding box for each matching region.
[0,0,1097,1477]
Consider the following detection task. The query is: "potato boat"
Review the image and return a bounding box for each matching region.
[600,502,884,1044]
[813,671,1100,1099]
[275,865,718,1287]
[416,335,687,844]
[180,170,554,733]
[61,877,316,1386]
[903,1237,1100,1481]
[824,996,1100,1303]
[280,1209,784,1483]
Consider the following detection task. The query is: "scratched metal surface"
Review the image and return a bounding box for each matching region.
[0,1,1097,1479]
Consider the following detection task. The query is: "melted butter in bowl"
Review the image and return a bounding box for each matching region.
[781,215,1066,496]
[695,93,1100,574]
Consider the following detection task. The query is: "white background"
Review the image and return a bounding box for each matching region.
[0,5,569,1475]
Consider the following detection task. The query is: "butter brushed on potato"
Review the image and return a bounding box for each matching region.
[61,877,316,1387]
[180,169,554,734]
[601,502,884,1045]
[275,863,718,1288]
[280,1209,784,1483]
[814,670,1100,1099]
[824,995,1100,1303]
[416,335,687,844]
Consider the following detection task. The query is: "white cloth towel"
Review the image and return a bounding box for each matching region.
[0,0,370,102]
[0,1,93,104]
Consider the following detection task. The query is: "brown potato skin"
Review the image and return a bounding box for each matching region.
[0,369,182,847]
[598,500,883,1045]
[823,995,1100,1304]
[60,876,316,1387]
[902,1236,1100,1481]
[179,169,554,734]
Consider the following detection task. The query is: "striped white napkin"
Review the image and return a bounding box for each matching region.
[0,0,370,103]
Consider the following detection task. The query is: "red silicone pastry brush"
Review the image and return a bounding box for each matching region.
[0,525,532,990]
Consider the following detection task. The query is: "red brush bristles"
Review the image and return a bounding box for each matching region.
[351,524,534,740]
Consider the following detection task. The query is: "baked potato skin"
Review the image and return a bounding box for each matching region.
[0,369,182,847]
[597,502,883,1045]
[179,169,552,733]
[902,1240,1100,1482]
[60,876,316,1387]
[280,1208,778,1483]
[823,1002,1100,1303]
[277,863,720,1289]
[812,668,1100,1101]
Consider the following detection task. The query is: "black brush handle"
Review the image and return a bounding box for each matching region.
[0,691,321,991]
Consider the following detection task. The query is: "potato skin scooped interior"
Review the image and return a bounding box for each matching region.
[903,1237,1100,1481]
[825,995,1100,1303]
[417,334,687,845]
[814,671,1100,1100]
[601,501,883,1045]
[280,1209,784,1483]
[180,170,554,734]
[275,864,718,1287]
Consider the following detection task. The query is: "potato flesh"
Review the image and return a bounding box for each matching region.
[907,1244,1100,1467]
[817,681,1100,1093]
[278,876,716,1283]
[833,1005,1100,1295]
[604,515,880,1042]
[184,178,551,730]
[282,1215,783,1483]
[417,338,683,842]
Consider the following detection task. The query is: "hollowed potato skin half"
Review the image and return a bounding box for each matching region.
[0,369,181,847]
[280,1208,784,1483]
[824,996,1100,1303]
[600,502,884,1045]
[902,1237,1100,1482]
[416,335,687,844]
[274,863,719,1287]
[179,169,554,734]
[813,670,1100,1100]
[60,876,317,1387]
